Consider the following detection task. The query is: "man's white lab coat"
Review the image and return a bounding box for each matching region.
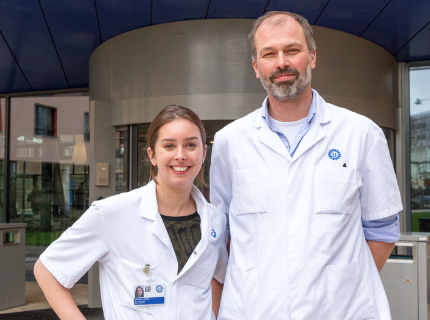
[210,91,402,320]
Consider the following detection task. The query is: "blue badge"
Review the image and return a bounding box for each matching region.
[134,283,165,305]
[211,229,217,238]
[328,149,341,160]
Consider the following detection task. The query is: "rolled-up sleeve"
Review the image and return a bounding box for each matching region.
[40,203,109,289]
[362,214,400,243]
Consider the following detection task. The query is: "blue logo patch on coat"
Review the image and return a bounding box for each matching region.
[156,285,163,293]
[211,229,217,238]
[328,149,341,160]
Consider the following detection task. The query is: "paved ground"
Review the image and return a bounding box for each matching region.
[0,305,104,319]
[0,282,100,318]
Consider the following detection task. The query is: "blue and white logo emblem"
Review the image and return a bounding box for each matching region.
[156,285,163,293]
[328,149,341,160]
[211,229,217,238]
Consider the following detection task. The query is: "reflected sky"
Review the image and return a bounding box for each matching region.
[410,68,430,115]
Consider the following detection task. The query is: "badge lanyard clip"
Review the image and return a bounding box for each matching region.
[143,264,151,279]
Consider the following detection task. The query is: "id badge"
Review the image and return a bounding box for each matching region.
[134,284,165,306]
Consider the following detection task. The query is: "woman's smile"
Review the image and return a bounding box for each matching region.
[172,166,191,173]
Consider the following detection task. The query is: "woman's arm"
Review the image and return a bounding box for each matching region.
[34,259,86,320]
[211,278,223,319]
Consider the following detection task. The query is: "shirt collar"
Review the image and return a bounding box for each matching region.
[261,89,317,126]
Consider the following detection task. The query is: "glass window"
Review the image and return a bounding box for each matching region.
[115,126,129,194]
[409,67,430,231]
[0,98,4,222]
[136,120,232,200]
[9,93,90,281]
[34,104,56,137]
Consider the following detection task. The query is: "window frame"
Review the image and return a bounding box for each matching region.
[84,112,90,141]
[408,63,430,231]
[34,103,57,137]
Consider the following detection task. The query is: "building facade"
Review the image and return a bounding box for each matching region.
[0,4,430,307]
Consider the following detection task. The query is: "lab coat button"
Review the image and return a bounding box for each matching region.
[194,251,197,255]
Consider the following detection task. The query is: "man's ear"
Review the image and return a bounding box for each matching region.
[310,50,316,69]
[252,60,260,79]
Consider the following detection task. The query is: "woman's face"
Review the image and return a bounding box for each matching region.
[148,119,207,191]
[136,287,143,297]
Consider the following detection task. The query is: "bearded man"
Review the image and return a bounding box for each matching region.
[210,11,402,320]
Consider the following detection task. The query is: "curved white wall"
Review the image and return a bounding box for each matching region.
[89,19,398,129]
[88,19,399,201]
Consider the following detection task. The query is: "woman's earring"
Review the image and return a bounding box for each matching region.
[202,159,205,163]
[151,161,156,166]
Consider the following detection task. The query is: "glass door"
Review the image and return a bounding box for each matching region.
[409,67,430,231]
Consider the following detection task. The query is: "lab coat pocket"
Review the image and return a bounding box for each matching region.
[187,244,218,290]
[219,264,258,320]
[233,167,268,215]
[326,259,374,320]
[118,258,155,315]
[314,165,356,214]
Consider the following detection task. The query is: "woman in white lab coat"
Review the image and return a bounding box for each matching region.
[34,105,228,320]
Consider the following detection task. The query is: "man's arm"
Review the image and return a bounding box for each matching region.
[359,127,402,272]
[209,136,232,216]
[366,241,395,272]
[34,259,85,319]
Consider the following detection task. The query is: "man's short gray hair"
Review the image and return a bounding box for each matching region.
[248,11,316,61]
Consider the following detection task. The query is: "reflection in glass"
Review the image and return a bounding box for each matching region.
[115,127,129,194]
[9,93,90,281]
[136,120,233,201]
[34,104,56,137]
[410,68,430,231]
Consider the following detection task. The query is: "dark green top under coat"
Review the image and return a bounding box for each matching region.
[160,212,201,274]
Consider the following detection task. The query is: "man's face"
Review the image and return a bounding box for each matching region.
[252,16,316,101]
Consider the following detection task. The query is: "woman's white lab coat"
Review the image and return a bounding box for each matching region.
[41,181,228,319]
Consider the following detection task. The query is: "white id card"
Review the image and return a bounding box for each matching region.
[134,284,165,306]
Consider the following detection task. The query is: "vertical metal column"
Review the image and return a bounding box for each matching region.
[416,240,428,319]
[3,95,10,223]
[130,125,138,190]
[400,63,412,231]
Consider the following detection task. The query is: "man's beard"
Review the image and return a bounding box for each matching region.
[258,58,312,101]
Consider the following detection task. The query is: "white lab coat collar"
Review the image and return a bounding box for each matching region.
[139,180,212,280]
[181,185,211,275]
[253,91,331,161]
[140,180,177,262]
[140,180,159,220]
[313,90,331,125]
